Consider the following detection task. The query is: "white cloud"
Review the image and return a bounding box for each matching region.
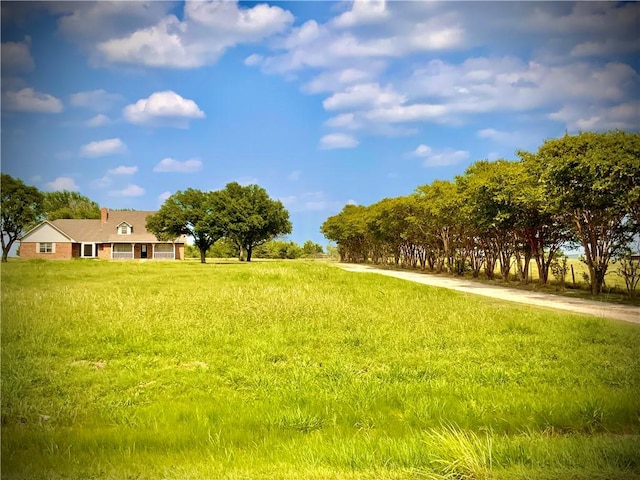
[281,192,357,213]
[108,165,138,175]
[288,170,301,181]
[45,176,79,191]
[411,144,469,167]
[70,89,123,111]
[412,144,432,157]
[325,113,359,129]
[549,101,640,131]
[91,176,111,188]
[332,0,389,28]
[158,191,172,203]
[2,88,63,113]
[244,54,264,66]
[123,91,205,128]
[251,6,464,75]
[86,114,110,127]
[95,1,293,69]
[1,37,34,73]
[109,184,145,197]
[153,157,202,173]
[319,133,359,150]
[245,2,639,137]
[303,65,384,94]
[80,138,127,157]
[323,83,405,111]
[52,1,175,44]
[364,104,449,124]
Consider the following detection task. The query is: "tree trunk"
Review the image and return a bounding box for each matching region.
[199,248,207,264]
[246,246,253,262]
[2,237,16,263]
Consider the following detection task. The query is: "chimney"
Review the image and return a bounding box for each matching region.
[101,207,109,225]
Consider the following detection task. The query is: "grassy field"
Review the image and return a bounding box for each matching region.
[2,259,640,479]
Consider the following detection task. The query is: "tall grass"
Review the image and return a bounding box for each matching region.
[2,259,639,479]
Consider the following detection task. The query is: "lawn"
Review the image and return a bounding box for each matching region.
[2,259,639,479]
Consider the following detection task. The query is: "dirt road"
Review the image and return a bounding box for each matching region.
[339,263,640,325]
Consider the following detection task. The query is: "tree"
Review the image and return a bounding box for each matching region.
[302,240,324,257]
[321,204,370,263]
[146,189,226,264]
[457,160,522,281]
[43,190,100,220]
[516,152,575,284]
[220,182,292,262]
[415,181,463,273]
[255,240,303,259]
[533,131,640,294]
[1,174,44,262]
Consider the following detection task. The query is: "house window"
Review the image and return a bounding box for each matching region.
[118,224,131,235]
[82,243,96,258]
[154,243,175,259]
[39,242,53,253]
[112,243,133,259]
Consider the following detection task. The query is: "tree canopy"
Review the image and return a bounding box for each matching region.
[146,189,227,264]
[43,190,101,220]
[147,183,291,263]
[525,130,640,293]
[322,130,640,294]
[1,174,44,263]
[220,182,292,262]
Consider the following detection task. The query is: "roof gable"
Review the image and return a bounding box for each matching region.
[20,221,75,242]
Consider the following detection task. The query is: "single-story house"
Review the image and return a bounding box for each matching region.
[19,208,185,260]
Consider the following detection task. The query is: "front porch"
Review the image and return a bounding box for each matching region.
[109,243,180,260]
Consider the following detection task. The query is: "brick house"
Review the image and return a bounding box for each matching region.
[19,208,185,260]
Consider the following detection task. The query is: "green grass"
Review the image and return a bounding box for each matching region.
[2,259,640,479]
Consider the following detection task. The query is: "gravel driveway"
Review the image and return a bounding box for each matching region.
[339,263,640,325]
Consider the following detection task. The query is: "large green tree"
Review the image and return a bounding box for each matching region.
[146,189,226,264]
[516,153,575,284]
[43,190,101,220]
[321,204,370,263]
[532,131,640,294]
[1,174,44,262]
[415,181,463,273]
[457,160,522,281]
[220,182,292,262]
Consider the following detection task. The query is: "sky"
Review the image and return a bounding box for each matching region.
[1,1,639,246]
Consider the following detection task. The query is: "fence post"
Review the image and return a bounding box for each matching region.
[571,265,576,285]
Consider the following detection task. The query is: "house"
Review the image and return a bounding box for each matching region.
[19,208,185,260]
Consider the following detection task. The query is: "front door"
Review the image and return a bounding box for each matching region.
[141,244,148,259]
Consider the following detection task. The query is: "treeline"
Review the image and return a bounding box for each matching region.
[184,239,324,260]
[322,131,640,295]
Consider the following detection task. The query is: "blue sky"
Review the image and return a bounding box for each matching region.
[2,1,639,246]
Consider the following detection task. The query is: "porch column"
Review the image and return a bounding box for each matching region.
[131,243,134,259]
[110,243,113,259]
[172,242,176,260]
[152,243,155,260]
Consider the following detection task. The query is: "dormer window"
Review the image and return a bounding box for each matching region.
[117,222,132,235]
